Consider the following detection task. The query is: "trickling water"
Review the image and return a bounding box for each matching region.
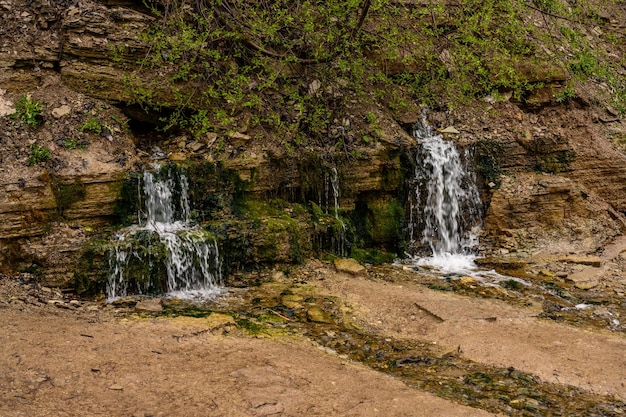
[329,167,347,257]
[330,167,340,220]
[142,168,191,229]
[107,237,129,299]
[107,164,222,301]
[160,230,222,295]
[408,117,482,267]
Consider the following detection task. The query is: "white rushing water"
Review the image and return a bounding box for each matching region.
[107,164,223,301]
[406,117,483,274]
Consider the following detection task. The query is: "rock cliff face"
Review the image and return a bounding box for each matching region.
[433,102,626,258]
[0,77,136,284]
[2,0,626,291]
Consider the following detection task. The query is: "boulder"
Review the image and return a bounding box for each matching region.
[333,258,366,276]
[565,267,604,290]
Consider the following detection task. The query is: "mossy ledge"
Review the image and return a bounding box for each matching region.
[75,147,418,294]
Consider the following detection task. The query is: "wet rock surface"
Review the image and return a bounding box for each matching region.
[333,258,367,276]
[2,260,625,416]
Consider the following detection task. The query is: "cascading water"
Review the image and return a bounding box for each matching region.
[408,117,482,271]
[318,165,348,257]
[329,167,347,257]
[107,164,222,301]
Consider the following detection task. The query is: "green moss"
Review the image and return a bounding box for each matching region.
[235,317,266,335]
[118,230,169,293]
[52,180,86,216]
[535,150,576,174]
[73,238,110,297]
[74,230,172,298]
[113,171,141,225]
[160,302,214,318]
[501,279,523,291]
[350,247,396,265]
[379,150,407,192]
[242,199,290,221]
[185,161,249,221]
[256,216,312,264]
[206,218,304,276]
[297,153,328,202]
[353,196,404,250]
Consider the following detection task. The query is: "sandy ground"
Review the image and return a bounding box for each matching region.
[0,303,498,417]
[313,270,626,400]
[1,264,625,416]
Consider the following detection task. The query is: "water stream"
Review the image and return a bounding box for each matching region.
[405,117,493,275]
[107,164,223,301]
[402,118,530,286]
[329,167,347,257]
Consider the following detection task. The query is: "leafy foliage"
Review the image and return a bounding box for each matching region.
[28,144,51,166]
[62,137,87,150]
[11,96,43,128]
[126,0,626,142]
[79,117,103,135]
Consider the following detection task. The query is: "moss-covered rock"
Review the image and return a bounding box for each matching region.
[352,194,405,253]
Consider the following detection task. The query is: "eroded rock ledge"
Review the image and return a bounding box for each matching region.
[1,0,626,295]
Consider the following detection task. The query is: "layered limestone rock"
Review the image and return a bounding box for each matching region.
[2,0,626,292]
[60,2,154,101]
[431,101,626,260]
[0,170,129,286]
[482,173,626,256]
[0,73,137,286]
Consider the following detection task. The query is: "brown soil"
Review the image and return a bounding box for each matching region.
[2,262,625,417]
[0,276,500,417]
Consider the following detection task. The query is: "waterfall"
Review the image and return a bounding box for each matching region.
[329,167,347,257]
[106,164,222,301]
[408,117,482,269]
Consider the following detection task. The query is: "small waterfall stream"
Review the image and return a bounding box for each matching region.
[407,117,482,271]
[329,167,347,257]
[107,164,222,301]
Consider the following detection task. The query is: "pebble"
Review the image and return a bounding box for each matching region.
[168,152,187,162]
[228,132,251,147]
[255,402,285,416]
[440,126,460,134]
[52,105,71,118]
[309,79,321,95]
[459,276,480,285]
[187,141,205,152]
